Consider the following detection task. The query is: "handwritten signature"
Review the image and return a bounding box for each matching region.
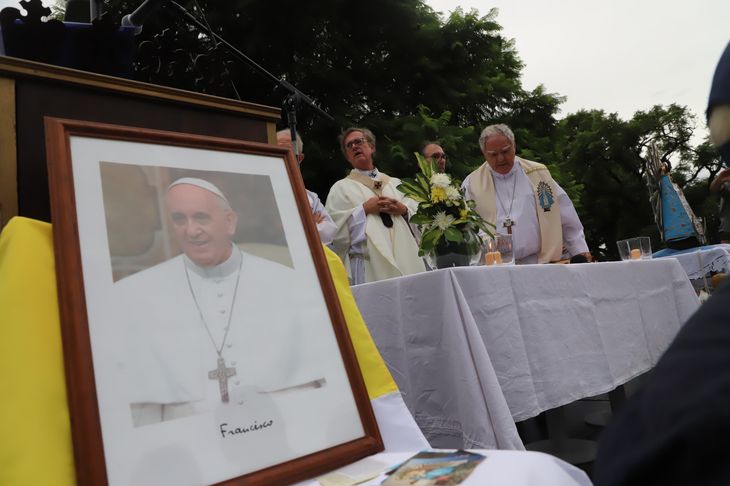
[219,419,274,438]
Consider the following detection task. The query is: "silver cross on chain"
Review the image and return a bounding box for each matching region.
[495,173,518,235]
[208,357,237,403]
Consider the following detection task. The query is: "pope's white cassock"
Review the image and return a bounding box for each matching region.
[113,246,333,427]
[463,157,589,264]
[325,168,425,284]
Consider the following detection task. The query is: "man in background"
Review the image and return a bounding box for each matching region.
[710,168,730,243]
[276,129,336,246]
[420,141,447,172]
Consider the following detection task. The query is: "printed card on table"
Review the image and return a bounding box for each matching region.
[381,450,486,485]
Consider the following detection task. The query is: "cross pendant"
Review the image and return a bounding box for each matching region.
[208,357,237,403]
[503,218,515,235]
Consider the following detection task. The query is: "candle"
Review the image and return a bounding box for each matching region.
[485,251,503,265]
[630,248,641,260]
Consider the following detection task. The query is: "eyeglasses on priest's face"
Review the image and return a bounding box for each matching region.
[430,152,447,160]
[345,137,369,150]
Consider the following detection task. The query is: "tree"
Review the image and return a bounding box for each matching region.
[383,104,478,182]
[105,0,723,254]
[104,1,561,197]
[555,110,641,259]
[554,104,721,259]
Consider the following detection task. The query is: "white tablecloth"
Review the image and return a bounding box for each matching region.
[300,450,592,486]
[654,243,730,279]
[352,260,699,450]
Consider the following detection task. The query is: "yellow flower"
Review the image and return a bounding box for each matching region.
[460,209,469,219]
[431,186,447,203]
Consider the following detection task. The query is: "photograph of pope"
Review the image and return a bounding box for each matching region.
[112,176,328,427]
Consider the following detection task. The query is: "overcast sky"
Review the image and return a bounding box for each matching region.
[2,0,728,138]
[426,0,729,138]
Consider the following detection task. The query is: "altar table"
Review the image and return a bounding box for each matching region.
[352,259,699,450]
[654,243,730,282]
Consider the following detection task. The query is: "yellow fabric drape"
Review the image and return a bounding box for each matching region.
[0,218,75,486]
[0,216,397,485]
[322,245,398,400]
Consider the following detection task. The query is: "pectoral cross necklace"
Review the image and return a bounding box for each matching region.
[495,172,518,234]
[183,249,243,403]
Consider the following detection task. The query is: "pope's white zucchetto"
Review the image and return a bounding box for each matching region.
[167,177,230,206]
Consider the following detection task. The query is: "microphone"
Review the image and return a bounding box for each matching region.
[121,0,167,33]
[569,254,589,264]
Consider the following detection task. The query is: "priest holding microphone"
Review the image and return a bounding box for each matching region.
[326,127,425,284]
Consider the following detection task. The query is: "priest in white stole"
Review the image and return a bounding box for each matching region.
[463,124,590,264]
[116,178,328,427]
[325,127,425,284]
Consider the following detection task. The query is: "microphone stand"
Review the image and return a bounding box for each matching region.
[90,0,104,22]
[284,92,302,160]
[163,0,335,160]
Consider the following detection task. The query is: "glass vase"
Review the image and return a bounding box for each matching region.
[427,232,482,269]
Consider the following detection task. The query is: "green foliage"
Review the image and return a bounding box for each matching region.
[554,105,721,259]
[387,105,480,182]
[103,0,559,195]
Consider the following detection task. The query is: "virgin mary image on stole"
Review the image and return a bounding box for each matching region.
[108,176,328,428]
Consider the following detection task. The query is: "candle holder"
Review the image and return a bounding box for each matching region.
[617,237,652,261]
[483,234,514,266]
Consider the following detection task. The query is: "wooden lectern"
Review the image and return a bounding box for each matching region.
[0,55,281,229]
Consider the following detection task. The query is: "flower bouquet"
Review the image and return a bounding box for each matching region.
[398,153,494,268]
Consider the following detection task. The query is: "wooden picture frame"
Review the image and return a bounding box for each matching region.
[44,117,383,485]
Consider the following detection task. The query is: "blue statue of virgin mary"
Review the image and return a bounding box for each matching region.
[643,144,705,249]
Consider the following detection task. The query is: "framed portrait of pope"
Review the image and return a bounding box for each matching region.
[43,118,382,485]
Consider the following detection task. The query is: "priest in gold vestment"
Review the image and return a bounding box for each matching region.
[463,124,590,264]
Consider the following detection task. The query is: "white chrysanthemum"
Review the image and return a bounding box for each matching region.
[430,173,451,188]
[445,185,461,201]
[433,211,455,230]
